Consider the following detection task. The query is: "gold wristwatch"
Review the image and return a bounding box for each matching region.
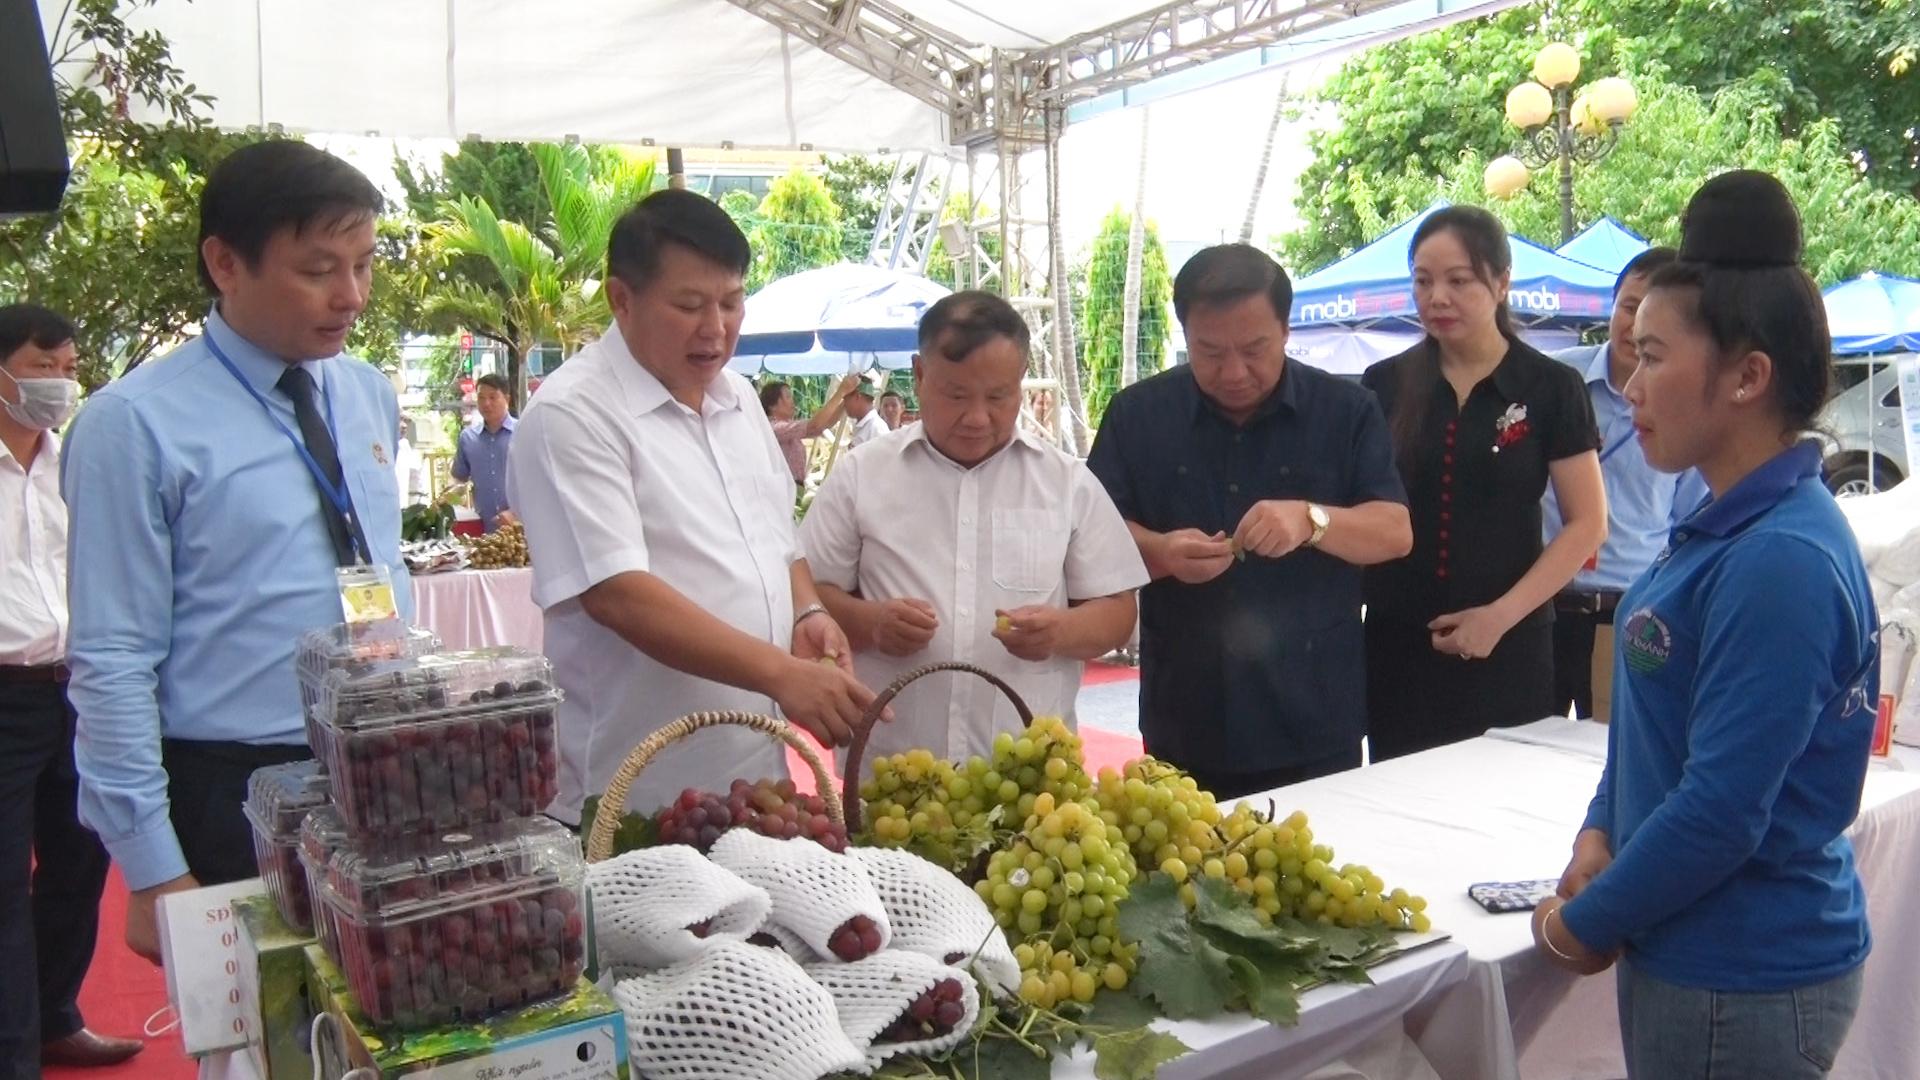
[1306,503,1331,548]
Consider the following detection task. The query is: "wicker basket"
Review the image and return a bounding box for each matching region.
[840,662,1034,833]
[585,711,843,863]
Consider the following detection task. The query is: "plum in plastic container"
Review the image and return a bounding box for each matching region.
[296,620,441,769]
[242,760,330,933]
[299,805,352,962]
[314,817,587,1029]
[311,647,561,838]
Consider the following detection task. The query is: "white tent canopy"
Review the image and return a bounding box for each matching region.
[38,0,1522,153]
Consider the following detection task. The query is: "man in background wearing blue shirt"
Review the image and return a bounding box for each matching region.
[1544,247,1708,719]
[62,141,411,964]
[452,372,515,531]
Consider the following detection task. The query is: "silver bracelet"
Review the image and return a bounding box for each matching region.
[793,602,830,627]
[1541,907,1581,963]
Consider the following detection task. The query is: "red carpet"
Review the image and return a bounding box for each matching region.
[67,677,1147,1080]
[47,866,195,1080]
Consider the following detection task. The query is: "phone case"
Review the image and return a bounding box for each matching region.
[1467,879,1559,913]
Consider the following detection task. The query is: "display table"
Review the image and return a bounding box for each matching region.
[1256,720,1920,1080]
[409,567,543,653]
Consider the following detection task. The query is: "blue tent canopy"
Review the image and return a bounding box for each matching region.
[1556,217,1650,278]
[1824,273,1920,356]
[1289,202,1616,331]
[730,263,951,375]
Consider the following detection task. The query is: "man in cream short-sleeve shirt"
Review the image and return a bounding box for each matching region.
[801,292,1148,762]
[510,190,879,821]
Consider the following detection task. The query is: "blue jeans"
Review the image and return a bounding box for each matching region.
[1616,957,1864,1079]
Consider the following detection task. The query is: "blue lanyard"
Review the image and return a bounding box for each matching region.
[1598,425,1636,465]
[204,330,370,564]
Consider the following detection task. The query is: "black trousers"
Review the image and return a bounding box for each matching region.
[1176,744,1362,800]
[160,739,312,887]
[1366,617,1555,762]
[1551,603,1618,720]
[0,680,110,1080]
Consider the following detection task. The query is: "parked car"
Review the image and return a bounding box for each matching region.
[1817,357,1912,494]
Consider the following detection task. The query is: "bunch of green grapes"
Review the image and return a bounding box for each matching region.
[973,792,1140,1008]
[858,718,1092,873]
[1202,803,1431,932]
[1091,756,1228,908]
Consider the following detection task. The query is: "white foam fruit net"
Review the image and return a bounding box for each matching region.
[803,950,982,1067]
[587,845,771,971]
[613,940,866,1080]
[850,846,1021,998]
[709,830,891,961]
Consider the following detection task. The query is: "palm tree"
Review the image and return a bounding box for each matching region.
[422,145,656,406]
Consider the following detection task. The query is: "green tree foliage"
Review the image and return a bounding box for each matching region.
[1318,77,1920,285]
[819,154,897,262]
[742,168,845,290]
[1081,208,1172,427]
[395,141,551,227]
[420,145,656,405]
[1284,0,1920,274]
[0,0,262,388]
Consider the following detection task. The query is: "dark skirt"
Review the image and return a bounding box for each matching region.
[1364,616,1556,761]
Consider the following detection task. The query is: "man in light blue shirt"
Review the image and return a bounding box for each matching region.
[452,372,515,531]
[1543,247,1707,718]
[61,141,410,964]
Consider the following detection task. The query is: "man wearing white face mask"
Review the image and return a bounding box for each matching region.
[0,305,142,1077]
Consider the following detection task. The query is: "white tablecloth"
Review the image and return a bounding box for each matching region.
[1251,720,1920,1080]
[409,567,544,653]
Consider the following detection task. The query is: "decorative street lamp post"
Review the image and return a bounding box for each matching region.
[1483,42,1637,245]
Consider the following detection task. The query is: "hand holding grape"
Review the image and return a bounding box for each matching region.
[1159,528,1235,584]
[1233,500,1314,559]
[993,606,1065,662]
[772,656,872,747]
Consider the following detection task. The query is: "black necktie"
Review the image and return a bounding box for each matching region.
[277,365,362,566]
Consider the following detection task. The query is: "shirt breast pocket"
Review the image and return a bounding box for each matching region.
[992,508,1068,593]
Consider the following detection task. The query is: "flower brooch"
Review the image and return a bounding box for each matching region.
[1493,403,1530,453]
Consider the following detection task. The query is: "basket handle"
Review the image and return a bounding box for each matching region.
[585,710,842,863]
[841,662,1035,832]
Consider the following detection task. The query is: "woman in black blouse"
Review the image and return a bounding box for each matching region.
[1361,207,1607,760]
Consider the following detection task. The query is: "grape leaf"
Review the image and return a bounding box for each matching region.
[1224,954,1302,1027]
[964,1037,1054,1080]
[1121,880,1238,1018]
[1091,1028,1192,1080]
[1083,989,1160,1034]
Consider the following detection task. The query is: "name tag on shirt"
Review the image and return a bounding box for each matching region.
[336,564,398,624]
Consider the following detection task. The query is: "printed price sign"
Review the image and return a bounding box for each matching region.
[156,878,266,1056]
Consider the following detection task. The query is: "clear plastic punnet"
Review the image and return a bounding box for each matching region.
[309,647,561,837]
[298,805,352,961]
[295,620,441,743]
[242,760,330,933]
[314,816,587,1029]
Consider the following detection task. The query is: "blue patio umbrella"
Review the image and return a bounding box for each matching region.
[1289,202,1616,332]
[1823,273,1920,355]
[730,263,951,375]
[1556,217,1650,278]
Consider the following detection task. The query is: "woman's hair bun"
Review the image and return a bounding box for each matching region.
[1677,170,1802,268]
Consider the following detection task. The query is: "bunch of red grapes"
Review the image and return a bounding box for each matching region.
[655,778,848,853]
[876,977,970,1042]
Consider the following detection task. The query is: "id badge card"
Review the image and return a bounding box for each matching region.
[336,564,399,625]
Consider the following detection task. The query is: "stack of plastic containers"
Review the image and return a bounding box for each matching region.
[295,644,580,1028]
[243,616,582,1033]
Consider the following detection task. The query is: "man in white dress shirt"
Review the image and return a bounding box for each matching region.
[801,292,1148,762]
[510,190,880,822]
[845,380,888,447]
[0,306,142,1074]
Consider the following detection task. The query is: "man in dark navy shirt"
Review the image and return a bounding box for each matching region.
[1087,245,1411,797]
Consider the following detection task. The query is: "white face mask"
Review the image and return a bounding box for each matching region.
[0,366,80,430]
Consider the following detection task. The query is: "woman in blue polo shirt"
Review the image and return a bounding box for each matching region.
[1532,171,1879,1078]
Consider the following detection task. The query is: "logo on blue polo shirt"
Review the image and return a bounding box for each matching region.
[1622,608,1672,674]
